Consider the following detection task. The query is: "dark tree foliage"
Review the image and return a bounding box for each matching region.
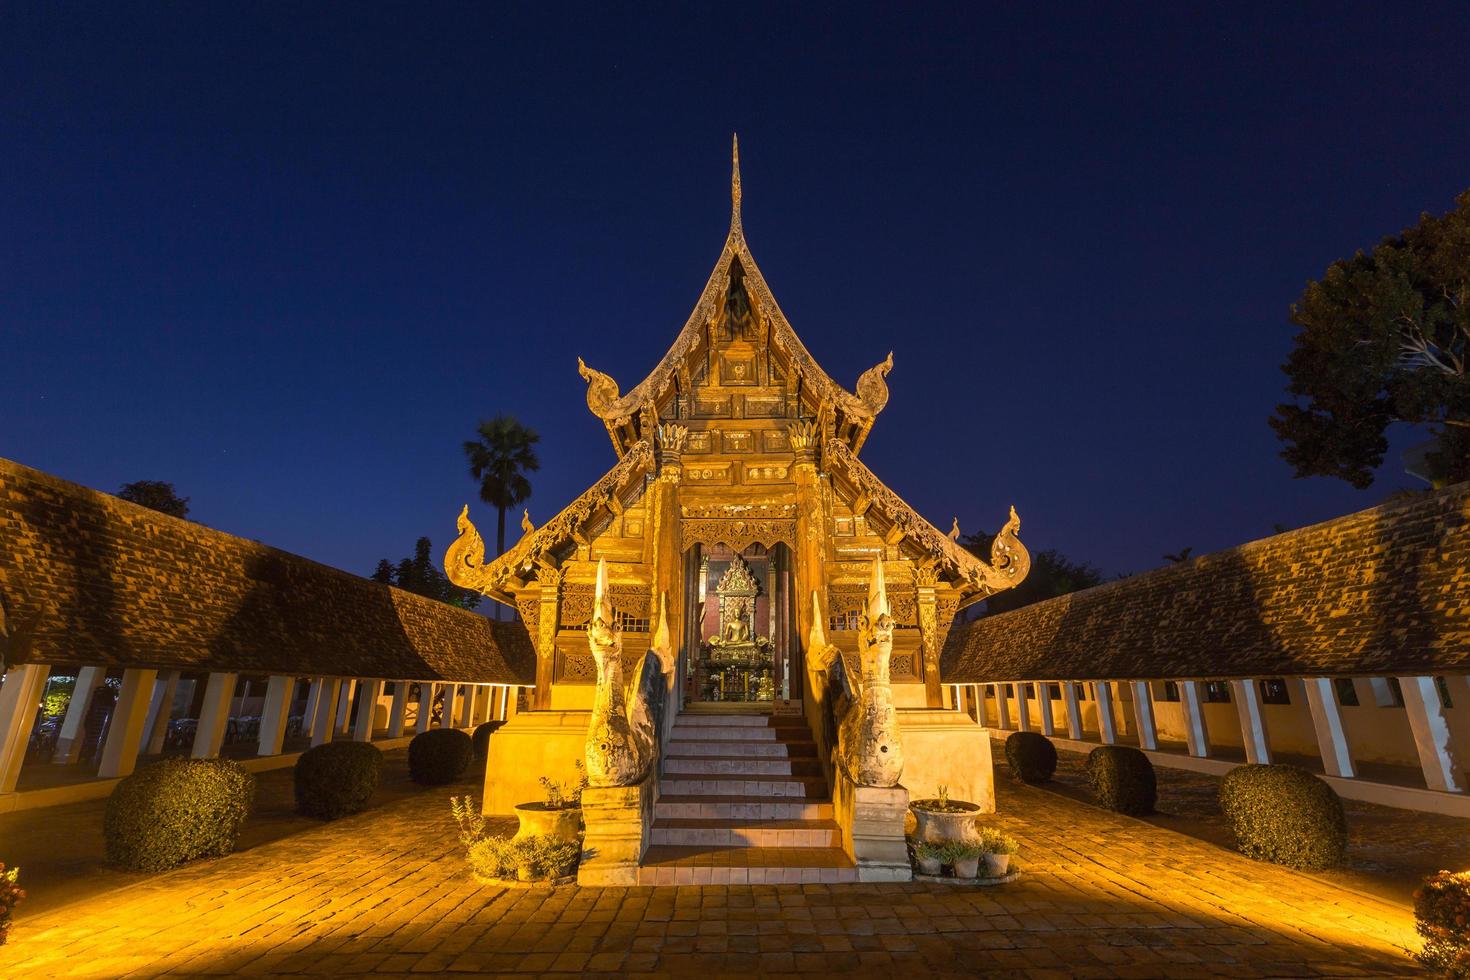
[1271,189,1470,488]
[371,537,482,610]
[960,534,1105,615]
[115,480,190,519]
[464,414,540,619]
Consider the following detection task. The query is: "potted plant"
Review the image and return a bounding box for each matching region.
[909,784,981,844]
[513,761,586,845]
[913,840,946,876]
[944,840,984,879]
[975,827,1019,877]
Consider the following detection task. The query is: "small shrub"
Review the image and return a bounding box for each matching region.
[408,728,473,785]
[0,863,24,946]
[104,758,254,871]
[294,741,382,820]
[539,759,587,809]
[1218,764,1347,870]
[1085,745,1156,815]
[471,721,505,760]
[973,827,1020,855]
[461,829,579,883]
[1004,731,1058,783]
[1416,870,1470,977]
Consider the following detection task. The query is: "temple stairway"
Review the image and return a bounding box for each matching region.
[638,710,857,885]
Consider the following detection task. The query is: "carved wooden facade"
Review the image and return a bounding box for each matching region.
[447,139,1030,709]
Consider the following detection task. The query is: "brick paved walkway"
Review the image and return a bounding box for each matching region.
[2,778,1422,977]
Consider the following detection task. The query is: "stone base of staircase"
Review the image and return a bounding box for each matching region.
[639,709,858,886]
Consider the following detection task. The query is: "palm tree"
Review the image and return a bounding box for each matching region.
[464,415,541,618]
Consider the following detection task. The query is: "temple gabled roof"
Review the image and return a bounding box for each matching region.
[575,135,896,458]
[446,140,1031,609]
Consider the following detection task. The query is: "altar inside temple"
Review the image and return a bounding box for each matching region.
[690,545,792,703]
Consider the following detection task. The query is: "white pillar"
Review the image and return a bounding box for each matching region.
[441,683,459,729]
[143,670,181,755]
[1130,681,1159,751]
[0,663,50,793]
[310,678,342,747]
[415,683,437,734]
[256,675,294,756]
[1063,682,1084,739]
[353,679,384,741]
[1302,677,1355,778]
[992,684,1010,731]
[1400,676,1465,793]
[498,685,510,723]
[458,685,475,728]
[1179,681,1210,758]
[98,668,157,779]
[1014,685,1032,732]
[1230,679,1272,763]
[387,681,410,738]
[1093,681,1117,744]
[192,672,238,758]
[334,679,357,734]
[52,665,106,765]
[1037,682,1056,736]
[303,677,324,729]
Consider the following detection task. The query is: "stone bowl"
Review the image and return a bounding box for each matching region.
[909,799,981,844]
[513,802,582,844]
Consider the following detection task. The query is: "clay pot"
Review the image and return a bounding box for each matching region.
[916,855,943,876]
[514,803,582,844]
[516,861,537,882]
[909,800,981,844]
[982,853,1012,877]
[952,854,980,879]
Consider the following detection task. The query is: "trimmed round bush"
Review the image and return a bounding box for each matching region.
[409,728,473,785]
[1085,745,1156,815]
[1219,764,1347,869]
[104,758,255,871]
[1004,731,1057,783]
[294,741,382,820]
[472,721,505,760]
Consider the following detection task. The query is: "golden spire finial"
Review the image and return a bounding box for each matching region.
[730,132,742,233]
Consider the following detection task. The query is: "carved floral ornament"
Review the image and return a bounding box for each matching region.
[824,437,1030,602]
[680,519,796,553]
[444,440,653,599]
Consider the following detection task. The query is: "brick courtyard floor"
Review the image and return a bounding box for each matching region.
[1,772,1424,977]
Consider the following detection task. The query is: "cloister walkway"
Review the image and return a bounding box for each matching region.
[2,767,1421,977]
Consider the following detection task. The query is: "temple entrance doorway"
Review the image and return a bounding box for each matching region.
[682,543,795,704]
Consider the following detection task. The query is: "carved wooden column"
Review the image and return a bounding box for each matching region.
[788,420,829,649]
[531,567,563,710]
[914,564,943,708]
[646,424,686,684]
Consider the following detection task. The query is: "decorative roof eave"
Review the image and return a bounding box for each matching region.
[576,138,893,458]
[445,439,654,605]
[825,437,1029,606]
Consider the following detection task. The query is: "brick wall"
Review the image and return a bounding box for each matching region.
[0,457,534,683]
[942,482,1470,683]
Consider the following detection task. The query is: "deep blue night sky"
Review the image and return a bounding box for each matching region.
[4,4,1468,587]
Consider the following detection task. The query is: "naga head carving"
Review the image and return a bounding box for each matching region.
[858,558,895,655]
[854,351,894,416]
[577,357,623,419]
[587,557,622,664]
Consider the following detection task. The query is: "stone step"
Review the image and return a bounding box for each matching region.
[651,818,842,849]
[660,774,827,798]
[668,725,791,741]
[637,846,857,885]
[655,795,834,822]
[665,739,809,758]
[662,755,823,777]
[673,713,780,727]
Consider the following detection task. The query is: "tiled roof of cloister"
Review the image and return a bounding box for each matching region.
[941,480,1470,684]
[0,457,536,684]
